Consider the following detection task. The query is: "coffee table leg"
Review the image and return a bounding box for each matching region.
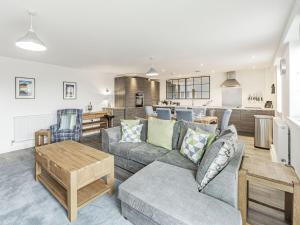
[293,182,300,225]
[68,173,77,221]
[105,169,115,195]
[35,162,41,181]
[285,192,293,223]
[238,169,248,225]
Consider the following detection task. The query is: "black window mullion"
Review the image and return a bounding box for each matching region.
[166,76,210,100]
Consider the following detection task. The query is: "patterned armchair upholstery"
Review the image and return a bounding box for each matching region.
[50,109,83,143]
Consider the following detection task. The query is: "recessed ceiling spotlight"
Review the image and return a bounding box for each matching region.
[200,63,204,67]
[211,70,215,73]
[251,55,256,60]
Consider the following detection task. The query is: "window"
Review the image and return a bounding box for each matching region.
[276,66,282,113]
[289,40,300,117]
[166,76,210,99]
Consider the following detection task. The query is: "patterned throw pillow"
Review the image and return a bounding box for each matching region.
[197,137,236,191]
[196,128,216,149]
[120,123,143,143]
[180,128,209,164]
[59,113,77,130]
[120,119,140,127]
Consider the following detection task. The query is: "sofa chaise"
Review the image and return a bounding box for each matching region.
[102,120,244,225]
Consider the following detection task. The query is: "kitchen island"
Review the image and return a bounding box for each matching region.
[153,105,275,136]
[104,105,274,136]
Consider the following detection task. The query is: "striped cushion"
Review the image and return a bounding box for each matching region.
[59,113,77,130]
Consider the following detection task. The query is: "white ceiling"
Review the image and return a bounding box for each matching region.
[0,0,295,76]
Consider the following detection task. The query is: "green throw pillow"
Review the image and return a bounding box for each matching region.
[180,128,209,164]
[147,117,175,150]
[196,128,216,149]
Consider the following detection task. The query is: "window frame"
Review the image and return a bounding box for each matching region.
[166,76,210,100]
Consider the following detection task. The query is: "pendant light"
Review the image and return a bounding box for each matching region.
[16,11,47,52]
[146,57,159,76]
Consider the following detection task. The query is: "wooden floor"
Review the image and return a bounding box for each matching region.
[240,136,290,225]
[81,134,290,225]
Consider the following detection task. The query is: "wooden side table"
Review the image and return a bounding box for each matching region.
[35,129,51,147]
[239,156,300,225]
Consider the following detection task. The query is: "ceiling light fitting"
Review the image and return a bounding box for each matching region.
[146,57,159,76]
[15,11,47,52]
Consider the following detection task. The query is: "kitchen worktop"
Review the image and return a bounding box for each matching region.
[153,105,274,111]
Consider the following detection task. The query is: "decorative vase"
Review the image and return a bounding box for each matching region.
[87,102,93,112]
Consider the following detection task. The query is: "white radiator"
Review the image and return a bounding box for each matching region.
[13,114,56,143]
[272,117,289,164]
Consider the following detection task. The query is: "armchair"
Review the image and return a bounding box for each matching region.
[50,109,83,143]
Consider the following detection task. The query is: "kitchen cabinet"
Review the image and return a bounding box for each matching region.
[114,76,160,108]
[103,107,146,127]
[206,108,275,136]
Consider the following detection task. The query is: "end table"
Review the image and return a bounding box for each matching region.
[35,129,51,147]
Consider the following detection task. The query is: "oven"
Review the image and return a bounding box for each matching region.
[135,92,144,107]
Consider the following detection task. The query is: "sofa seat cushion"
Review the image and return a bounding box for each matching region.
[128,143,169,165]
[110,142,146,158]
[115,155,145,174]
[119,161,241,225]
[157,150,197,171]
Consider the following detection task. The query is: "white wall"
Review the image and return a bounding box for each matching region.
[0,56,115,154]
[287,119,300,176]
[277,41,300,176]
[160,68,275,108]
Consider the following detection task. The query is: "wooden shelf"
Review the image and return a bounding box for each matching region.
[82,112,108,135]
[82,121,100,126]
[83,127,102,132]
[38,172,110,209]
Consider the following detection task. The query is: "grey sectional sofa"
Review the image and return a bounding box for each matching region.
[102,120,244,225]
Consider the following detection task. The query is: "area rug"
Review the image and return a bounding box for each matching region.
[0,148,132,225]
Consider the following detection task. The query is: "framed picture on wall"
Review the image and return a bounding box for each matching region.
[63,81,77,100]
[15,77,35,99]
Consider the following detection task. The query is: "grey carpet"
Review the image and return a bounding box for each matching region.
[0,148,132,225]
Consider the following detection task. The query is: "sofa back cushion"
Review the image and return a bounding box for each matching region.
[201,142,244,208]
[147,117,175,150]
[177,121,217,149]
[139,119,148,142]
[196,129,238,191]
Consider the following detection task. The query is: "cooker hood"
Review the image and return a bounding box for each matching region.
[221,71,241,87]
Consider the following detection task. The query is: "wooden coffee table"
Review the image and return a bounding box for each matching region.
[35,140,114,221]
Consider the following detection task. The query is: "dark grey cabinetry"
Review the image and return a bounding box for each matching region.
[125,107,146,119]
[103,107,125,127]
[207,108,275,136]
[115,76,160,107]
[104,107,146,127]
